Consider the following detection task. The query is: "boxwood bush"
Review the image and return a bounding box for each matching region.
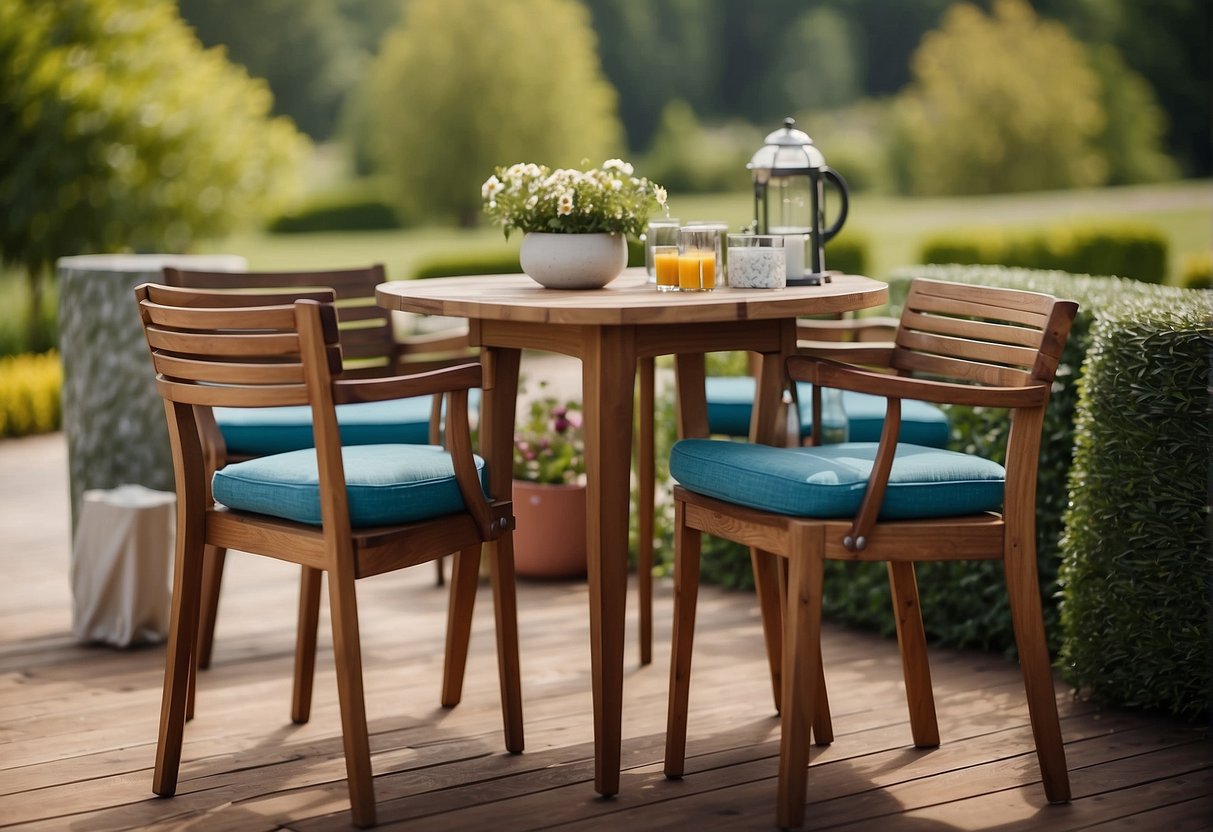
[268,180,401,233]
[920,225,1168,284]
[410,247,522,279]
[1058,294,1211,721]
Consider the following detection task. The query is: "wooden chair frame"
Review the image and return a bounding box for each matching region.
[136,283,520,828]
[162,265,475,681]
[664,279,1077,828]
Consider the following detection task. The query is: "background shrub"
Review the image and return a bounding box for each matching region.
[825,232,869,277]
[0,351,61,437]
[1180,252,1212,290]
[1058,295,1211,721]
[410,248,522,279]
[268,180,401,233]
[919,225,1168,283]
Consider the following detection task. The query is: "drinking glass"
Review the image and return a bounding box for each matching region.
[677,227,717,292]
[726,234,786,289]
[645,218,680,285]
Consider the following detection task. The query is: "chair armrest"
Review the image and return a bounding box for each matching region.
[395,326,471,355]
[787,355,1049,408]
[796,340,896,368]
[796,316,899,342]
[332,362,482,405]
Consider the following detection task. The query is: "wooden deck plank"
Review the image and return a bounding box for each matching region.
[0,432,1208,831]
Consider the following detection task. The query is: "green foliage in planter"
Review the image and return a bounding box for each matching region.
[824,264,1185,657]
[1058,295,1211,721]
[919,225,1168,284]
[410,248,522,279]
[0,351,62,437]
[268,181,402,233]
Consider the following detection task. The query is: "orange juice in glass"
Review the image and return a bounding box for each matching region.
[654,246,680,291]
[677,228,717,292]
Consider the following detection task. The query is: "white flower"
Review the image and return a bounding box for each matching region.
[603,158,634,175]
[654,185,667,206]
[526,195,538,209]
[557,191,575,216]
[481,175,503,200]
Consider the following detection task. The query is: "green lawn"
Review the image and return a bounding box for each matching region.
[2,179,1209,353]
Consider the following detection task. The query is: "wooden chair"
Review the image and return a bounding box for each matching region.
[633,313,949,672]
[135,283,521,828]
[162,265,475,676]
[664,279,1077,828]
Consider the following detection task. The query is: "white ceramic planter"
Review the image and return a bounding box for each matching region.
[518,231,628,290]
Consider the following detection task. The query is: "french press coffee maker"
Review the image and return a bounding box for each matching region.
[747,117,850,285]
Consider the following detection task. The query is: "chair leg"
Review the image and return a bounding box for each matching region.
[812,650,834,746]
[441,545,482,707]
[777,528,825,831]
[326,560,376,828]
[637,356,655,666]
[664,498,701,779]
[196,545,226,670]
[291,566,323,724]
[488,534,525,754]
[1004,535,1070,803]
[751,548,785,713]
[887,561,940,747]
[153,516,205,797]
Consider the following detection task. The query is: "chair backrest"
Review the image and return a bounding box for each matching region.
[163,265,395,376]
[135,283,342,411]
[891,279,1075,388]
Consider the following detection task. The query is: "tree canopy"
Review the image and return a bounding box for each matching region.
[0,0,309,276]
[366,0,623,227]
[891,0,1107,195]
[177,0,359,140]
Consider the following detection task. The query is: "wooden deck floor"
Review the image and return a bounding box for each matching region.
[1,433,1209,831]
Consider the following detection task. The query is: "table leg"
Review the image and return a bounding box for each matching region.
[636,356,655,666]
[583,327,636,797]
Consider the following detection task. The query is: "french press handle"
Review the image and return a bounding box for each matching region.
[822,168,850,243]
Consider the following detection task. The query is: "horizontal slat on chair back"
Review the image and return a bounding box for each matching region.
[136,284,341,408]
[892,279,1064,386]
[163,266,395,369]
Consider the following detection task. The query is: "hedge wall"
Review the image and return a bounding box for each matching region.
[0,351,61,437]
[1058,293,1211,721]
[919,225,1168,284]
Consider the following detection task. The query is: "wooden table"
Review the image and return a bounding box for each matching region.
[377,269,888,796]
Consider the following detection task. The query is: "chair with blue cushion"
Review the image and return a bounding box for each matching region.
[135,283,520,827]
[664,279,1077,828]
[163,265,477,673]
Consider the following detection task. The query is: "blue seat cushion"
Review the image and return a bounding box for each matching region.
[703,376,950,447]
[215,389,481,455]
[670,439,1004,520]
[212,444,489,528]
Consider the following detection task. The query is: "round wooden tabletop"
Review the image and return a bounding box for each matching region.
[377,269,888,325]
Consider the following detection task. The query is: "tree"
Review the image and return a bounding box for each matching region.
[177,0,359,140]
[0,0,309,338]
[890,0,1106,196]
[365,0,623,227]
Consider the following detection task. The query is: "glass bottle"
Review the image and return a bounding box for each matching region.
[818,387,849,444]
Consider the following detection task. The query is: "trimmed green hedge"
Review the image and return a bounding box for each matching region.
[824,232,869,278]
[268,181,401,233]
[1058,294,1211,721]
[0,351,61,437]
[410,247,522,279]
[920,225,1168,284]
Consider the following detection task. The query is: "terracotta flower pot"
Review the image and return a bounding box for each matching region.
[511,479,587,578]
